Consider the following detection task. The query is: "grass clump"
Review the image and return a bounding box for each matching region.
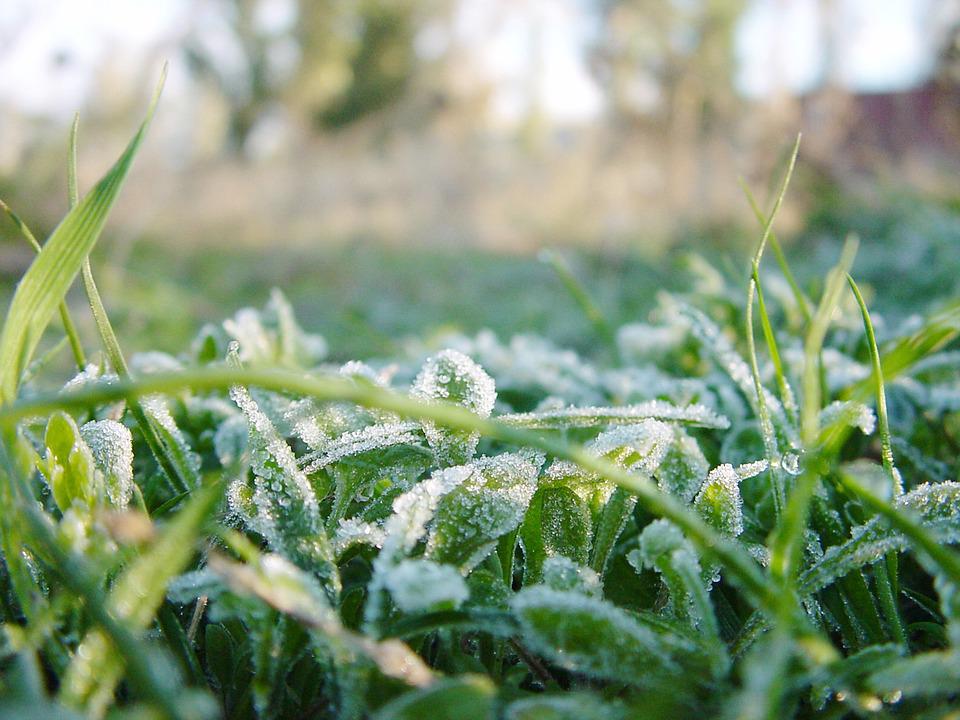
[1,80,960,720]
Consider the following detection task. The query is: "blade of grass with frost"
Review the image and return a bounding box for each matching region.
[539,249,616,353]
[69,107,195,495]
[0,66,165,406]
[770,237,858,605]
[0,199,86,370]
[740,180,811,325]
[846,274,905,643]
[746,279,786,519]
[745,134,800,425]
[59,481,222,716]
[0,366,777,609]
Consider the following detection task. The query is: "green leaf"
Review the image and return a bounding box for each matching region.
[412,349,496,466]
[426,451,542,572]
[373,675,496,720]
[43,411,100,511]
[520,485,591,584]
[59,480,222,716]
[510,586,693,686]
[0,68,165,405]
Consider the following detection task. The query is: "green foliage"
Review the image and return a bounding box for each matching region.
[3,86,960,720]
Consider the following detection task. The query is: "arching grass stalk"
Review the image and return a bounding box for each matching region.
[0,365,777,611]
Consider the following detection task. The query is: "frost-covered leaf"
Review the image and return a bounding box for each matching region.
[372,675,495,720]
[520,485,591,584]
[540,556,602,598]
[79,419,134,508]
[223,288,327,367]
[229,369,337,592]
[499,400,729,430]
[44,411,100,511]
[818,400,876,436]
[654,427,710,503]
[426,452,542,573]
[301,422,423,474]
[383,559,469,613]
[412,349,496,466]
[632,520,721,650]
[693,463,763,538]
[511,587,692,686]
[333,518,386,557]
[141,394,202,486]
[800,482,960,595]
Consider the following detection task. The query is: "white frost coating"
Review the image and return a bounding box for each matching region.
[819,401,877,436]
[499,400,730,430]
[680,304,795,442]
[588,420,674,474]
[735,459,770,480]
[693,463,751,537]
[79,420,134,508]
[383,559,469,612]
[425,451,543,572]
[411,349,496,464]
[333,518,386,556]
[339,360,389,386]
[382,465,474,558]
[301,422,422,474]
[541,556,602,597]
[616,322,686,362]
[141,394,202,480]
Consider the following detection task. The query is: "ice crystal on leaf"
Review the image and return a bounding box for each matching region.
[426,451,543,573]
[79,420,134,508]
[499,400,729,430]
[412,349,496,466]
[383,558,469,612]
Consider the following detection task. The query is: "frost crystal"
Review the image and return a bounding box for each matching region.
[654,427,710,503]
[229,378,336,586]
[333,518,386,557]
[819,401,877,436]
[301,422,422,474]
[541,556,603,597]
[588,420,674,474]
[381,465,474,558]
[141,394,202,482]
[499,400,729,430]
[694,463,753,537]
[383,559,469,612]
[426,451,543,572]
[411,349,496,465]
[79,420,134,508]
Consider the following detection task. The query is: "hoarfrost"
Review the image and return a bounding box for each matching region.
[383,559,469,612]
[819,401,877,436]
[79,420,134,508]
[412,349,496,465]
[301,422,422,474]
[499,400,730,430]
[333,518,386,556]
[693,463,754,537]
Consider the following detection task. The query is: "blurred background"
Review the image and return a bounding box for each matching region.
[1,0,959,358]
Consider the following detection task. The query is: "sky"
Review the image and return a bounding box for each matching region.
[0,0,951,123]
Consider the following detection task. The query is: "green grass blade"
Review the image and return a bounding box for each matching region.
[59,481,223,716]
[0,199,86,370]
[770,236,858,605]
[0,66,165,405]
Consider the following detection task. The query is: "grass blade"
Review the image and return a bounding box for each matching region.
[0,66,165,405]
